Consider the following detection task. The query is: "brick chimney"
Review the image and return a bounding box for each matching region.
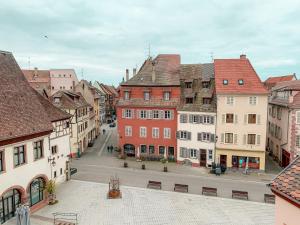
[151,61,156,83]
[126,69,129,81]
[240,54,247,59]
[34,67,38,78]
[133,68,137,76]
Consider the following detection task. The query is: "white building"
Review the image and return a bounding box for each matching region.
[0,51,71,223]
[176,64,217,167]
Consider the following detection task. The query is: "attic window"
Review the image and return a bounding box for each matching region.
[54,97,60,103]
[223,79,228,85]
[238,79,244,85]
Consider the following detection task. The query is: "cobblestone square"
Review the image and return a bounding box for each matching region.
[7,180,275,225]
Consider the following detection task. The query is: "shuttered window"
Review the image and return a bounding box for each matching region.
[180,114,188,123]
[225,133,233,144]
[296,135,300,147]
[247,134,256,145]
[177,131,191,140]
[190,149,197,158]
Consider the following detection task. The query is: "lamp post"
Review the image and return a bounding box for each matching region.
[214,135,218,164]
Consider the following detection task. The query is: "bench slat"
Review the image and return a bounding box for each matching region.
[174,184,188,193]
[202,187,217,196]
[232,190,248,200]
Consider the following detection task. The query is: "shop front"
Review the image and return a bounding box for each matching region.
[0,189,22,224]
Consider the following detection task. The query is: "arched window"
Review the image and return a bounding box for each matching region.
[0,189,21,223]
[30,178,45,206]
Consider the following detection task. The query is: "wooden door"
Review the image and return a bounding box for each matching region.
[200,149,206,167]
[220,155,227,167]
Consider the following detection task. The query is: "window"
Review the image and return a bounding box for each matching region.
[180,114,188,123]
[190,149,197,158]
[60,168,63,175]
[225,133,233,144]
[208,150,213,160]
[164,128,171,139]
[202,81,210,88]
[144,92,150,100]
[54,97,60,103]
[202,133,210,141]
[226,96,234,105]
[277,107,282,120]
[0,151,4,172]
[223,79,228,85]
[238,79,244,85]
[141,145,147,154]
[226,114,234,123]
[152,128,159,138]
[159,146,165,155]
[124,91,130,100]
[296,135,300,147]
[33,140,43,160]
[178,131,191,140]
[149,145,155,154]
[203,98,211,105]
[85,121,88,129]
[297,112,300,124]
[54,171,57,178]
[30,178,44,206]
[247,134,256,145]
[186,97,193,104]
[249,96,257,105]
[140,127,147,138]
[125,126,132,136]
[125,109,132,118]
[203,116,213,124]
[165,110,171,119]
[168,147,174,156]
[153,110,159,119]
[14,145,26,166]
[140,110,147,119]
[185,82,192,88]
[163,92,170,101]
[248,114,256,124]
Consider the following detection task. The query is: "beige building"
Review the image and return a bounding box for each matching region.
[50,91,95,157]
[267,80,300,167]
[50,69,79,94]
[214,55,268,171]
[76,80,101,136]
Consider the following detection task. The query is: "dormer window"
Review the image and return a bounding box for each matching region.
[223,79,228,85]
[238,79,244,85]
[202,81,210,88]
[124,91,130,100]
[163,92,170,101]
[185,97,193,104]
[203,98,211,105]
[144,92,150,101]
[185,82,192,88]
[54,97,60,103]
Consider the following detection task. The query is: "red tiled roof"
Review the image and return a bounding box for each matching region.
[271,156,300,207]
[50,90,90,110]
[22,69,50,83]
[265,74,296,84]
[0,51,53,144]
[214,56,268,95]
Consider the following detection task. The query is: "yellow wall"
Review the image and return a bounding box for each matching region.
[216,148,265,170]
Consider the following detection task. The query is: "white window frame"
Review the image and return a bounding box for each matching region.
[249,96,257,105]
[225,133,233,144]
[125,109,132,118]
[140,127,147,138]
[125,126,132,137]
[124,91,130,100]
[202,133,210,142]
[208,150,213,160]
[180,131,188,139]
[153,110,159,119]
[190,149,197,159]
[152,127,159,138]
[226,96,234,105]
[203,115,211,124]
[144,92,150,101]
[140,110,147,119]
[164,128,171,139]
[163,92,170,101]
[247,133,256,145]
[165,110,171,119]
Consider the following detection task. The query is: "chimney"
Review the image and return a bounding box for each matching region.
[151,61,156,83]
[126,69,129,81]
[240,54,247,59]
[133,68,137,76]
[34,67,38,77]
[72,81,75,91]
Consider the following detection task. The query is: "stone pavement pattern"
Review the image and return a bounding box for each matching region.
[6,180,274,225]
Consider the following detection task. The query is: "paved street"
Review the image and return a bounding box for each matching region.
[70,123,277,203]
[6,180,274,225]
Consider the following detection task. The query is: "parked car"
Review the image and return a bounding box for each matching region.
[70,168,77,175]
[109,122,116,127]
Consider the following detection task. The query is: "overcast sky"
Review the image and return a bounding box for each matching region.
[0,0,299,86]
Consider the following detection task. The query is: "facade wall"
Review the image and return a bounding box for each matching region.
[50,69,79,95]
[216,94,268,170]
[177,111,216,167]
[275,195,300,225]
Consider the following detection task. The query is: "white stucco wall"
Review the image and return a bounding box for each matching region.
[177,111,216,166]
[275,195,300,225]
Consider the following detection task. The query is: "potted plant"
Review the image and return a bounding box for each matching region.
[161,158,168,172]
[46,180,58,205]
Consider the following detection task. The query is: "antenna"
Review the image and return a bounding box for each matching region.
[148,44,151,58]
[28,57,31,69]
[210,52,214,62]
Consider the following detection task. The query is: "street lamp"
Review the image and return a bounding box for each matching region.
[214,135,218,164]
[48,156,56,179]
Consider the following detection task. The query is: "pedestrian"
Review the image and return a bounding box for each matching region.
[107,146,109,152]
[103,129,106,135]
[110,145,113,153]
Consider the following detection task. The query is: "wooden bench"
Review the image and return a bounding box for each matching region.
[147,180,162,190]
[264,194,275,204]
[174,184,188,193]
[202,187,217,196]
[232,190,248,200]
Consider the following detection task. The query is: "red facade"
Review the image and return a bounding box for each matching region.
[117,86,180,159]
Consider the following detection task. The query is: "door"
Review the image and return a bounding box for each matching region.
[1,189,21,223]
[281,149,290,167]
[220,155,227,167]
[200,149,206,167]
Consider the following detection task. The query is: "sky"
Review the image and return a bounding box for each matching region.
[0,0,300,86]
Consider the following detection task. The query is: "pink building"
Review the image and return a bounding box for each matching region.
[271,156,300,225]
[50,69,79,94]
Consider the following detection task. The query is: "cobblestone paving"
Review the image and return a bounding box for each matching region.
[30,180,274,225]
